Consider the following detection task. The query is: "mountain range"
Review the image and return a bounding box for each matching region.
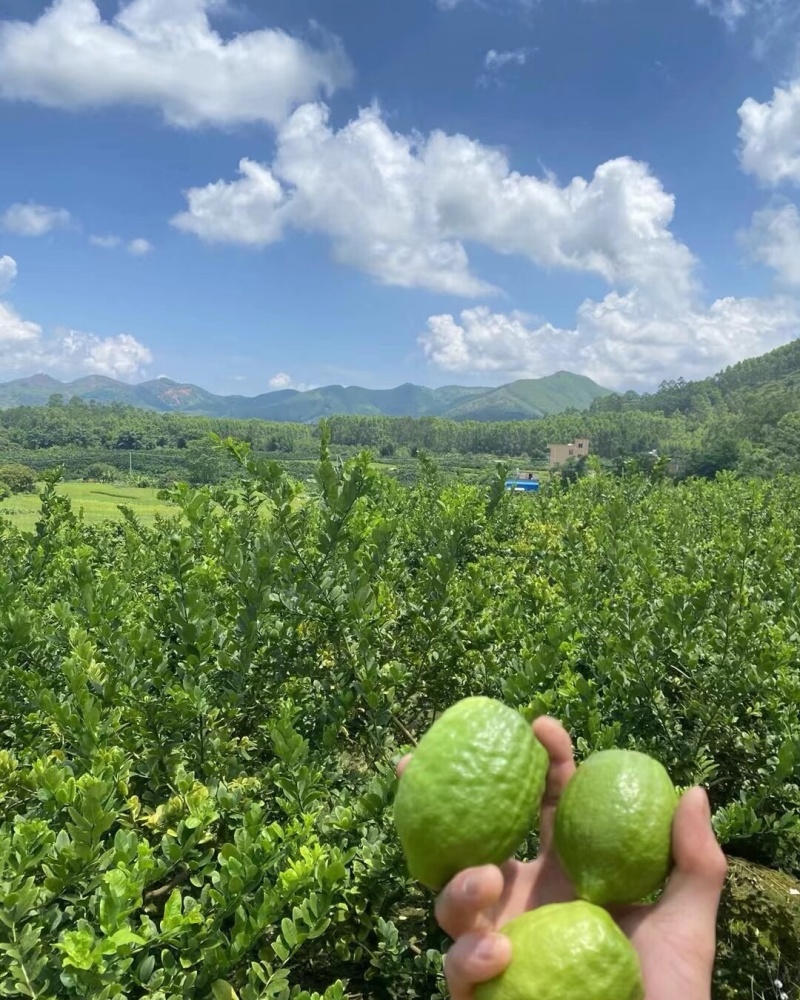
[0,371,612,422]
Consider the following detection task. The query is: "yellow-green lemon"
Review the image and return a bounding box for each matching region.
[393,697,547,891]
[475,902,644,1000]
[555,748,678,905]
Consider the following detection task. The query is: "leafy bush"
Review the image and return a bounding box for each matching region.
[0,441,798,999]
[83,462,119,483]
[0,462,37,493]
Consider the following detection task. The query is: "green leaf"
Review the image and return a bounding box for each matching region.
[280,918,297,949]
[108,928,146,949]
[212,981,239,1000]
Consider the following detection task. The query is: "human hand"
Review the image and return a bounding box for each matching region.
[396,717,727,1000]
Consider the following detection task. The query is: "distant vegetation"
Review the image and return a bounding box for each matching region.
[591,337,800,476]
[6,337,800,483]
[0,371,611,421]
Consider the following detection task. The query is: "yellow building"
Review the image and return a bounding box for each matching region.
[548,438,590,469]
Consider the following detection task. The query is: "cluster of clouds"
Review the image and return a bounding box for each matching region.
[0,254,152,379]
[169,96,800,387]
[90,235,154,256]
[0,199,154,377]
[697,0,800,44]
[2,199,153,255]
[172,104,696,305]
[737,79,800,293]
[1,0,800,388]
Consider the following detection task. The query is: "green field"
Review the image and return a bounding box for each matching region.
[0,482,175,529]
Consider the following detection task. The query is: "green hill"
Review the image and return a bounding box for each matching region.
[591,338,800,420]
[0,372,611,421]
[586,336,800,478]
[447,373,614,420]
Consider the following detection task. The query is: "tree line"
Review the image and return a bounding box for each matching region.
[4,364,800,482]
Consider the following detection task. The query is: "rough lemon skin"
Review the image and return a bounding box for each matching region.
[393,697,548,891]
[475,902,644,1000]
[554,748,678,905]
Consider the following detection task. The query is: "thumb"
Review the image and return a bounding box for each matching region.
[659,786,728,921]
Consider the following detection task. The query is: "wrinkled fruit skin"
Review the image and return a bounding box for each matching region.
[475,902,645,1000]
[393,696,548,891]
[554,748,677,905]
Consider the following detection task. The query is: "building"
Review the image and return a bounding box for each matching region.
[548,438,590,469]
[505,469,540,493]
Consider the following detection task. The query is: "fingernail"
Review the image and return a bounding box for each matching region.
[475,935,501,962]
[463,876,479,900]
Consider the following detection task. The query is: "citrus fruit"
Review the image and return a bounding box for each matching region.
[475,901,644,1000]
[393,696,548,890]
[554,748,677,905]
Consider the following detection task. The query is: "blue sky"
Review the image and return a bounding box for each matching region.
[2,0,800,393]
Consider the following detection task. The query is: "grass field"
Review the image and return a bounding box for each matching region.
[0,483,175,530]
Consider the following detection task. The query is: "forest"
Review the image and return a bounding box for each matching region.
[0,434,798,999]
[6,335,800,484]
[0,390,771,486]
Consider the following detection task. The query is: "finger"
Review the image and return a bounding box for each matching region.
[444,931,512,1000]
[396,754,412,778]
[532,716,576,852]
[435,865,505,939]
[658,786,727,921]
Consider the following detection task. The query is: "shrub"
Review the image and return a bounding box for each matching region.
[83,462,119,483]
[0,462,36,493]
[0,452,797,999]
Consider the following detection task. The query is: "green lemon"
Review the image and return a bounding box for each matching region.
[393,697,547,891]
[475,902,644,1000]
[554,748,678,905]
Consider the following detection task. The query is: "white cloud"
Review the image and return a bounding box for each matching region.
[2,202,71,236]
[423,307,572,374]
[484,48,528,71]
[90,234,154,254]
[0,0,353,129]
[436,0,536,9]
[739,81,800,186]
[174,159,287,247]
[267,372,314,391]
[697,0,800,46]
[0,315,153,379]
[128,237,153,255]
[0,261,152,379]
[90,234,122,248]
[0,301,42,347]
[0,255,17,293]
[479,48,530,87]
[421,295,800,389]
[742,201,800,284]
[268,372,293,389]
[696,0,748,26]
[173,102,695,301]
[58,330,153,378]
